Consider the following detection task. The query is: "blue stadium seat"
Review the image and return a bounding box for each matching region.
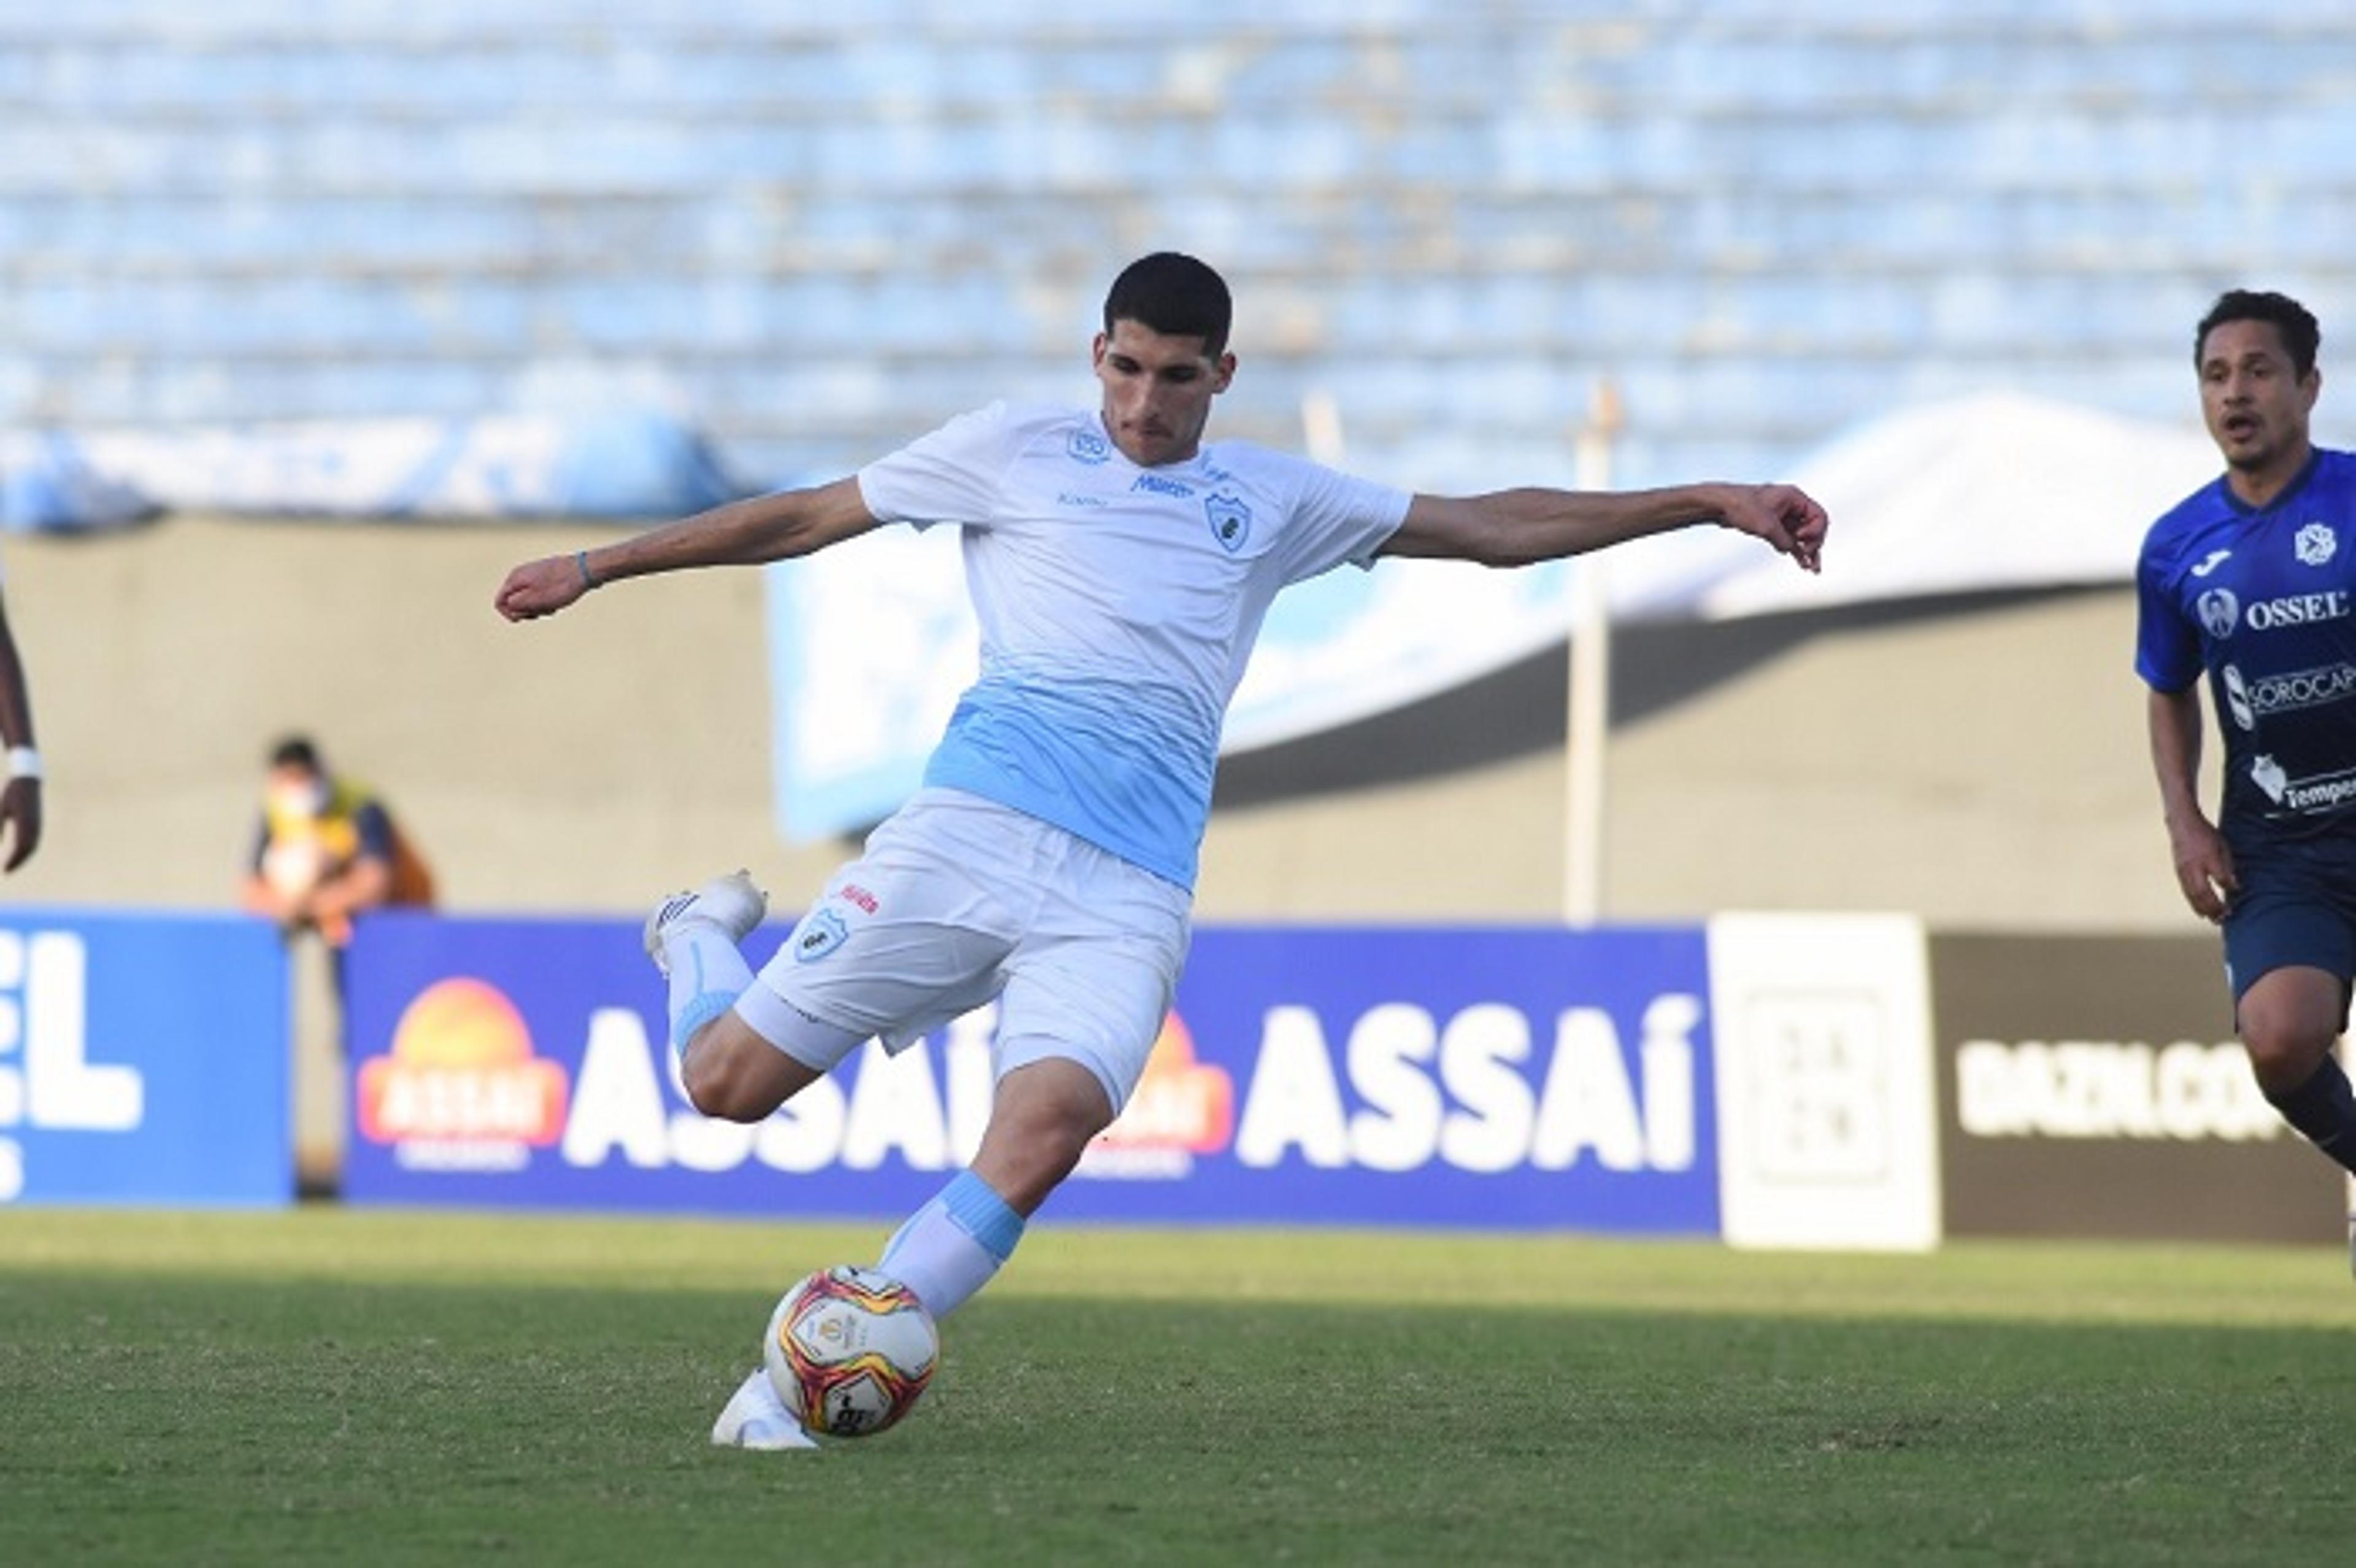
[2,1,2352,483]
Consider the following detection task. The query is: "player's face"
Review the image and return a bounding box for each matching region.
[2198,317,2319,477]
[1092,320,1234,467]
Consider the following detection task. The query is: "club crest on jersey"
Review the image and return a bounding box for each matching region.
[1067,428,1111,466]
[1205,492,1252,553]
[2296,521,2338,567]
[2198,588,2238,640]
[792,909,849,964]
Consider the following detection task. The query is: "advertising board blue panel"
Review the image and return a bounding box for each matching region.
[343,913,1715,1234]
[0,909,290,1206]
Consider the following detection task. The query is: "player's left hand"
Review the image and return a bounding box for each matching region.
[1719,483,1828,574]
[494,556,592,622]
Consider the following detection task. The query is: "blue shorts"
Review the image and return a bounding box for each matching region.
[2221,830,2356,1014]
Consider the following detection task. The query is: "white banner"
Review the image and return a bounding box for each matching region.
[1706,912,1941,1251]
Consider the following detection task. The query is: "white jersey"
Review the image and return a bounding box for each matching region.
[855,402,1412,890]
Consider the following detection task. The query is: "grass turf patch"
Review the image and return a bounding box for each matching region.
[1,1210,2350,1565]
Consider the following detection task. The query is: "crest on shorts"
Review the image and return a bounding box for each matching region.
[1204,492,1251,553]
[2296,521,2338,567]
[792,909,849,964]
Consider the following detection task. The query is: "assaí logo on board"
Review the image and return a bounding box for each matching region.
[547,991,1701,1180]
[356,977,571,1170]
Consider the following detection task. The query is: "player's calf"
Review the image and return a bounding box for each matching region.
[969,1058,1116,1212]
[680,1013,823,1121]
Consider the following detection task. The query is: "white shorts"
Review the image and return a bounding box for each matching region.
[737,788,1193,1113]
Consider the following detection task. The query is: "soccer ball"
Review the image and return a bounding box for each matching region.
[763,1265,939,1439]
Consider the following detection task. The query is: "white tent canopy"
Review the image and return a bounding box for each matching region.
[1694,391,2219,620]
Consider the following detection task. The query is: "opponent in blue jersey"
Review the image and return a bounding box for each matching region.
[495,253,1829,1447]
[2138,290,2356,1240]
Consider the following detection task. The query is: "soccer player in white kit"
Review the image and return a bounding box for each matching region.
[495,253,1828,1447]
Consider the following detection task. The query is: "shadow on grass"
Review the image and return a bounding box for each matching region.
[0,1266,2346,1567]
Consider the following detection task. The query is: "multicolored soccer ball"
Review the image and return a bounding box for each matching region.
[763,1265,939,1439]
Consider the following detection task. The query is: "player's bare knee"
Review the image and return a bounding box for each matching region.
[1016,1083,1112,1151]
[977,1073,1112,1204]
[2241,1020,2333,1096]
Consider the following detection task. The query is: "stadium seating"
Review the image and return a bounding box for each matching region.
[3,1,2353,493]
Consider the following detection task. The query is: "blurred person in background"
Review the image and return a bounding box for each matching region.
[0,584,40,871]
[239,734,435,950]
[2138,289,2356,1264]
[495,251,1829,1447]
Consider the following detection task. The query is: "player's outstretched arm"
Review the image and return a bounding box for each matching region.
[2147,683,2236,921]
[1380,482,1826,573]
[494,477,880,622]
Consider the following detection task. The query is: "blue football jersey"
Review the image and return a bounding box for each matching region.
[2136,448,2356,840]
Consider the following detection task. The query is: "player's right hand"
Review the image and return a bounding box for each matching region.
[493,556,590,622]
[2168,817,2238,922]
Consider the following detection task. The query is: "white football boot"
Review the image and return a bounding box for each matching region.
[710,1367,818,1451]
[644,869,769,977]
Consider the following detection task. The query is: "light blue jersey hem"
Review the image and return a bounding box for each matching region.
[923,757,1198,891]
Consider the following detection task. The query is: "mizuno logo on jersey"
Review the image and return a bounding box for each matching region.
[1133,473,1194,499]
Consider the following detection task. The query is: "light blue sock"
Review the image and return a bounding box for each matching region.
[662,923,753,1061]
[877,1170,1026,1319]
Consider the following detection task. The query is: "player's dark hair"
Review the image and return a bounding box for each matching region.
[269,735,322,773]
[2196,290,2321,380]
[1104,252,1232,357]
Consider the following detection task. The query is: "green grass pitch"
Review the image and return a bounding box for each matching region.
[1,1208,2350,1565]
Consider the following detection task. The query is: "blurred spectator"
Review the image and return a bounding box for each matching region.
[239,736,434,945]
[0,586,40,871]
